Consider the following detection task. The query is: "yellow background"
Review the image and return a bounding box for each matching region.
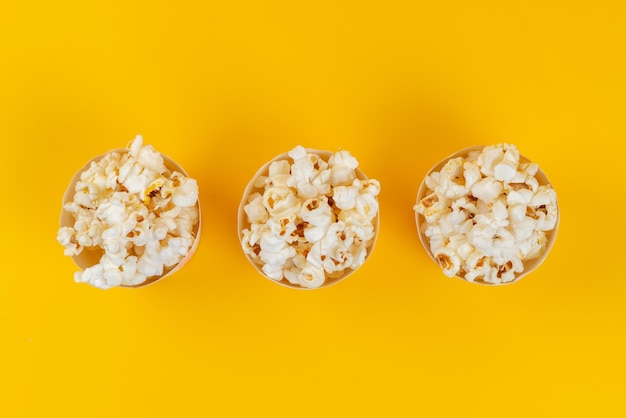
[2,1,625,416]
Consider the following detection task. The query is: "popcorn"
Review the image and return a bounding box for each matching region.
[240,146,379,288]
[57,226,82,256]
[171,173,199,207]
[58,135,200,289]
[471,177,503,204]
[301,197,334,243]
[415,144,558,284]
[433,247,461,277]
[328,150,359,186]
[332,183,360,210]
[264,186,301,218]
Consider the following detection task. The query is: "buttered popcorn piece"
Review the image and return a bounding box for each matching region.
[241,146,379,288]
[415,144,557,284]
[58,135,199,289]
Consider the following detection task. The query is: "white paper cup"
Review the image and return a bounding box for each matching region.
[238,148,380,289]
[60,149,201,288]
[415,145,559,285]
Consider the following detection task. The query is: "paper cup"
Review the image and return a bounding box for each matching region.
[238,148,380,289]
[415,145,559,285]
[60,149,201,288]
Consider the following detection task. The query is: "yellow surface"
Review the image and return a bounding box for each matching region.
[2,1,625,417]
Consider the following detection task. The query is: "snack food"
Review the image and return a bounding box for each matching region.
[238,146,380,289]
[414,144,558,285]
[57,135,200,289]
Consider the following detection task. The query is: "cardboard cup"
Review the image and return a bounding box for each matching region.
[237,149,380,289]
[60,149,201,288]
[415,145,559,285]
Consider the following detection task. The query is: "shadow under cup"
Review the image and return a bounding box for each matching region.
[415,145,559,285]
[59,149,201,288]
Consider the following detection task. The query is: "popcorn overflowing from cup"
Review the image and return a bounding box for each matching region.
[57,135,200,289]
[239,146,380,289]
[414,144,558,284]
[58,137,558,289]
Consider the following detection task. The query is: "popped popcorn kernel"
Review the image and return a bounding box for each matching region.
[58,135,200,289]
[415,144,558,285]
[240,147,379,289]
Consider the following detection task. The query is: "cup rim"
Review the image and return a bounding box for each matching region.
[59,148,202,289]
[237,148,380,290]
[415,145,560,286]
